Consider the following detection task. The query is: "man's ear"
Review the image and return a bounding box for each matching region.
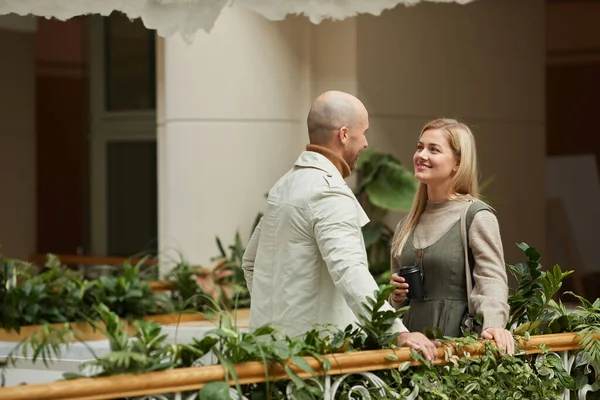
[339,126,349,144]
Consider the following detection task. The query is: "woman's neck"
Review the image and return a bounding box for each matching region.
[426,183,451,202]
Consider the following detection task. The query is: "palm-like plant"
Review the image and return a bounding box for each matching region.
[212,212,263,308]
[166,258,245,312]
[194,258,242,309]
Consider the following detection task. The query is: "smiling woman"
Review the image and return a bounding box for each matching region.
[388,118,514,354]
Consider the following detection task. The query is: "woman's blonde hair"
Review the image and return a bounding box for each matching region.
[390,118,480,258]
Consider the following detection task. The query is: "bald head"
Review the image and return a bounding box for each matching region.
[307,91,366,145]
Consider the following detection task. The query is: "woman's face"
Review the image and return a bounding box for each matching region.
[413,128,458,187]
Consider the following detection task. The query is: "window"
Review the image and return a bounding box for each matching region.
[89,13,157,257]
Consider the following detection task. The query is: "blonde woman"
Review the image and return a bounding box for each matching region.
[389,118,514,355]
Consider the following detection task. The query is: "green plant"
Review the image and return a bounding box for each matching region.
[563,294,600,364]
[2,245,597,398]
[505,242,600,398]
[1,255,174,332]
[0,282,587,399]
[213,212,263,308]
[554,294,600,396]
[165,261,209,312]
[353,149,417,282]
[65,304,177,379]
[94,259,173,320]
[0,255,99,332]
[383,340,573,400]
[1,256,32,332]
[177,285,409,398]
[193,258,242,309]
[3,323,76,372]
[355,284,409,349]
[506,242,574,334]
[165,258,244,312]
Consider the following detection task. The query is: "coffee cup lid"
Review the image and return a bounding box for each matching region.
[397,264,420,275]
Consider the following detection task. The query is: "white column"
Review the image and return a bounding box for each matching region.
[158,9,311,271]
[355,0,546,262]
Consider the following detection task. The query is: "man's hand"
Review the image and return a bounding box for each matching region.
[397,332,441,362]
[390,274,409,304]
[481,327,515,355]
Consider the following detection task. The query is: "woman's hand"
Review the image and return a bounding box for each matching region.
[481,327,515,355]
[397,332,441,363]
[390,274,409,304]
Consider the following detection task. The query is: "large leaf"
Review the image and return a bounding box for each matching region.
[366,163,417,211]
[355,152,389,194]
[199,382,231,400]
[362,222,384,248]
[355,148,388,172]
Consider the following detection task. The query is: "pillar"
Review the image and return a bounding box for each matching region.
[158,8,311,271]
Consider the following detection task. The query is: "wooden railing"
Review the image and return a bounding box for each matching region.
[0,332,585,400]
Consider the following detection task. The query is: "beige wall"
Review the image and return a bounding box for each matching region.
[310,19,358,97]
[355,0,546,264]
[159,0,546,268]
[308,0,547,265]
[0,28,36,259]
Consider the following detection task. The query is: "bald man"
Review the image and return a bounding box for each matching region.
[242,91,439,361]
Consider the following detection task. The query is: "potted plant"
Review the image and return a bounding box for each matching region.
[213,213,263,307]
[0,255,202,342]
[0,255,109,341]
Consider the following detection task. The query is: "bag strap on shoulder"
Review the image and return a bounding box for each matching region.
[460,200,475,316]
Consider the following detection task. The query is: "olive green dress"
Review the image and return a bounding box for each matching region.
[394,201,490,338]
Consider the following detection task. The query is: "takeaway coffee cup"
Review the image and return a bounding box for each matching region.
[397,264,424,300]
